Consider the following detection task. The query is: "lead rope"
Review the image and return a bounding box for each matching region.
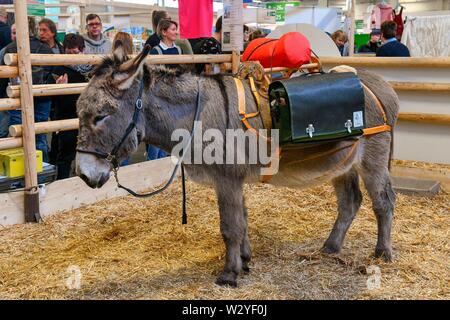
[112,80,203,224]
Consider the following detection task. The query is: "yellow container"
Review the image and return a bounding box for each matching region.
[0,148,43,177]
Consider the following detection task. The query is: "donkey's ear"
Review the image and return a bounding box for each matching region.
[112,40,127,63]
[113,45,151,90]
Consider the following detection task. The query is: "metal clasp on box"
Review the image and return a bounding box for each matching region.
[306,124,315,138]
[345,120,353,133]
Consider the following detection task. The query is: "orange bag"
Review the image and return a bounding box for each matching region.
[242,32,311,69]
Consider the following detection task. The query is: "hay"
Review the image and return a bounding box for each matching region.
[393,159,450,171]
[0,163,448,300]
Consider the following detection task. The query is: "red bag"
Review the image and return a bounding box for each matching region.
[242,32,311,69]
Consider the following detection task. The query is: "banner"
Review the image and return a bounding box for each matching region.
[27,0,45,16]
[178,0,213,39]
[222,0,243,52]
[266,1,301,23]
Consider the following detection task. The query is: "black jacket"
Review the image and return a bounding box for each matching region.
[376,40,410,57]
[1,37,54,103]
[144,33,160,49]
[52,65,87,120]
[3,37,54,84]
[51,41,64,54]
[358,41,380,54]
[0,21,11,50]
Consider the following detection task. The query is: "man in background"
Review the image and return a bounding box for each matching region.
[376,21,410,57]
[358,29,381,54]
[83,13,111,54]
[2,17,54,161]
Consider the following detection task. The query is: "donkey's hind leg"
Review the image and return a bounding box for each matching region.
[322,167,363,254]
[360,165,395,262]
[240,199,251,273]
[215,178,246,287]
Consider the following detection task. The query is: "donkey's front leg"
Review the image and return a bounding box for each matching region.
[215,178,246,287]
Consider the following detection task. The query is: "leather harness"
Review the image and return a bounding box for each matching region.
[233,71,392,182]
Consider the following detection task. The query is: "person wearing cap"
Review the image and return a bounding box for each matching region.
[358,29,381,54]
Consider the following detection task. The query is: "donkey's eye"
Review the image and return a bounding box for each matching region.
[93,115,108,125]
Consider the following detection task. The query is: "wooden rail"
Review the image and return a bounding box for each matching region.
[0,98,21,111]
[0,65,18,78]
[320,56,450,68]
[0,137,22,150]
[4,53,234,66]
[7,111,450,138]
[9,119,79,137]
[7,83,88,98]
[398,112,450,125]
[390,82,450,92]
[6,79,449,99]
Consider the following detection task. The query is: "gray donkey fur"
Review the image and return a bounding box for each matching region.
[75,47,399,287]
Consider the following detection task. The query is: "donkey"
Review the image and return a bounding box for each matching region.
[75,46,399,287]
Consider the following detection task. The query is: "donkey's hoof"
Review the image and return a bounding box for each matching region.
[321,243,341,255]
[241,260,250,273]
[374,248,393,262]
[216,272,238,287]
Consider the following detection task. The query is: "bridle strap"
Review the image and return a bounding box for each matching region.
[113,80,202,198]
[110,79,145,159]
[76,78,145,168]
[78,79,203,225]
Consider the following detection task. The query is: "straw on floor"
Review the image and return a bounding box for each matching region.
[0,161,448,299]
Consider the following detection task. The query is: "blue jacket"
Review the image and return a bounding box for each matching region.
[376,40,410,57]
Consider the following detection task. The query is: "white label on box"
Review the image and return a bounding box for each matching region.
[353,111,364,127]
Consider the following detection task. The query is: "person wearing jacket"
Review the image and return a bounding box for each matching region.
[0,22,14,138]
[52,34,88,179]
[144,10,170,49]
[358,29,381,54]
[83,14,112,54]
[0,8,11,50]
[376,21,410,57]
[38,18,64,54]
[2,17,54,162]
[38,18,63,164]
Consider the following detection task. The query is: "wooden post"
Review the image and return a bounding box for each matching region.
[80,5,86,33]
[14,0,40,223]
[348,0,356,56]
[232,50,240,74]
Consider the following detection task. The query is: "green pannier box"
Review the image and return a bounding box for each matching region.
[269,72,366,146]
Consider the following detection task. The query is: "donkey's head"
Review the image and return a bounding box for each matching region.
[75,44,150,188]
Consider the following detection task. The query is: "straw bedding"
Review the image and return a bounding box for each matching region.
[0,162,448,300]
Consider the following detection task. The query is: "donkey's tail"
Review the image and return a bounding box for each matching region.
[388,126,394,172]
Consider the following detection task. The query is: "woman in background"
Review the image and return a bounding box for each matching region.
[113,31,134,54]
[145,10,170,49]
[146,20,181,161]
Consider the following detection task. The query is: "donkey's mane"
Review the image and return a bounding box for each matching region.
[92,55,130,77]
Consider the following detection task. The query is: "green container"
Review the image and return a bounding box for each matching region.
[269,72,366,146]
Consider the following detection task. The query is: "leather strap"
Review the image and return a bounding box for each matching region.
[360,82,392,136]
[361,82,388,124]
[248,76,261,110]
[363,124,391,136]
[234,77,279,182]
